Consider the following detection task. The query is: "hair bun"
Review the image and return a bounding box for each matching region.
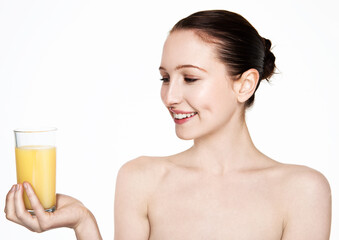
[262,38,276,80]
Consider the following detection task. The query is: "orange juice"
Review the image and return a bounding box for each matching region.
[15,145,56,210]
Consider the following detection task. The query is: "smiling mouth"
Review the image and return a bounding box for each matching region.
[172,112,197,120]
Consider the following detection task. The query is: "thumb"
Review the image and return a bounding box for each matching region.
[23,182,58,231]
[23,182,46,217]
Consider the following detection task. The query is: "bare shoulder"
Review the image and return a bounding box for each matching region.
[274,163,332,238]
[118,155,172,177]
[114,157,173,239]
[250,157,330,194]
[116,156,174,194]
[276,163,331,197]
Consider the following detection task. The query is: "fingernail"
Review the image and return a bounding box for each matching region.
[16,184,20,191]
[23,182,28,190]
[11,185,16,192]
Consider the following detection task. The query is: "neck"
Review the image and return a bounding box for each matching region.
[188,114,261,174]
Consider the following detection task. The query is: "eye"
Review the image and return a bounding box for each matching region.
[160,77,170,83]
[184,78,198,83]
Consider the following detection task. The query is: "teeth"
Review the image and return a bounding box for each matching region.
[173,112,196,119]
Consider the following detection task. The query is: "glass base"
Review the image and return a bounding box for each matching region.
[28,206,56,215]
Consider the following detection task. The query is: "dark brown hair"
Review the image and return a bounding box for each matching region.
[171,10,276,107]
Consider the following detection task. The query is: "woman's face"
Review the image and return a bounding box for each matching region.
[160,30,240,140]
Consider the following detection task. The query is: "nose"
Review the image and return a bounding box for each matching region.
[161,79,183,107]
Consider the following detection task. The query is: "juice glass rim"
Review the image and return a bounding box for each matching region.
[14,127,57,133]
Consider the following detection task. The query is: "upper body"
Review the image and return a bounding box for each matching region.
[114,10,332,240]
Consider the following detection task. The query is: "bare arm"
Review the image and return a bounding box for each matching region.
[281,168,331,239]
[114,158,152,240]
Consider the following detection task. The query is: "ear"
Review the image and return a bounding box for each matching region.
[232,69,260,103]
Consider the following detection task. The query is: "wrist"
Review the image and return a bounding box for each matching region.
[74,207,102,240]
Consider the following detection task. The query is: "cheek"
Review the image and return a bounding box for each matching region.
[186,83,214,106]
[190,82,234,113]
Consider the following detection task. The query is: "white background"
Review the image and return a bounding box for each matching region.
[0,0,338,239]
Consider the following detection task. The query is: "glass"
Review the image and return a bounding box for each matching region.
[14,127,57,214]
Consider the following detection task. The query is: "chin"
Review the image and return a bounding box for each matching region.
[175,129,196,140]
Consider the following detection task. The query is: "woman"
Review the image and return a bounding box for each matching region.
[5,10,331,239]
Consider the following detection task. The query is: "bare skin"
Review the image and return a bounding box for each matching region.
[115,130,332,240]
[114,30,332,239]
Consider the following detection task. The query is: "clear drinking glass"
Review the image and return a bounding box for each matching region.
[14,128,57,214]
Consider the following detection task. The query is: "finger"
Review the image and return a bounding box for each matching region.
[5,185,17,221]
[14,183,40,232]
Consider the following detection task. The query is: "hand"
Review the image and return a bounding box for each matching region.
[5,183,102,240]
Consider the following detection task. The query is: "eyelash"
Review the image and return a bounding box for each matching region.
[185,78,198,83]
[160,77,198,83]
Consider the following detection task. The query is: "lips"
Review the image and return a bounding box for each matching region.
[169,108,197,123]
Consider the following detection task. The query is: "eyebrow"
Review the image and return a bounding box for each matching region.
[159,64,207,73]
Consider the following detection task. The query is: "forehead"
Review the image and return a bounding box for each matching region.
[160,30,219,71]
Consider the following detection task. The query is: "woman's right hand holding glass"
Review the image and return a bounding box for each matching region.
[5,182,102,240]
